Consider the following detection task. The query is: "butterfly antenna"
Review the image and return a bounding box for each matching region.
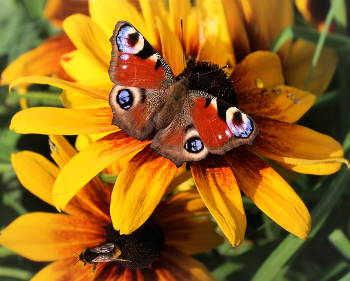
[181,18,186,69]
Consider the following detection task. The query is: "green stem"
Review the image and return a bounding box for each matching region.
[303,0,342,91]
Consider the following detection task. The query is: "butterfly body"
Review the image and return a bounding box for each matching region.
[109,21,258,167]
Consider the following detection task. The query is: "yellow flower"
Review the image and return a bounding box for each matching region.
[0,0,90,93]
[221,0,338,95]
[9,0,349,246]
[295,0,334,32]
[0,135,221,281]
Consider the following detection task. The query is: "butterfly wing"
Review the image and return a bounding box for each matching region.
[109,21,176,141]
[109,21,175,89]
[151,91,258,167]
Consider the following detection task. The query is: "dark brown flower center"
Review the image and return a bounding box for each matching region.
[177,58,237,106]
[104,218,164,269]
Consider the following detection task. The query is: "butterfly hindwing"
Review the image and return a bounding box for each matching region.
[189,91,258,154]
[109,85,168,141]
[150,91,258,167]
[109,21,175,89]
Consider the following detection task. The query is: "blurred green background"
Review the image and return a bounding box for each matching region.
[1,0,350,280]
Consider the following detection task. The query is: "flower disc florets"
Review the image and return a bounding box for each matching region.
[105,219,164,269]
[177,59,237,106]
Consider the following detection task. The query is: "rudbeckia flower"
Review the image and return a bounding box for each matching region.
[295,0,334,32]
[0,0,90,93]
[0,135,222,281]
[9,0,349,246]
[221,0,338,95]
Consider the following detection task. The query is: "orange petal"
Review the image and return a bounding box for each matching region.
[239,85,316,123]
[153,246,216,281]
[226,147,311,240]
[156,16,183,77]
[0,212,105,261]
[164,164,192,195]
[53,131,151,211]
[222,0,251,62]
[191,154,246,246]
[152,190,209,224]
[284,39,338,95]
[250,116,349,175]
[31,258,91,281]
[11,152,59,206]
[162,218,223,255]
[232,51,284,93]
[0,34,75,91]
[62,14,110,73]
[44,0,89,29]
[111,146,178,234]
[9,76,110,101]
[153,190,222,254]
[10,107,116,135]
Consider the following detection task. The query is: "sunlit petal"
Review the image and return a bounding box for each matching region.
[10,107,116,135]
[250,116,349,174]
[63,14,110,72]
[0,212,105,261]
[226,147,311,240]
[53,131,151,211]
[191,154,246,246]
[111,146,178,235]
[11,152,59,206]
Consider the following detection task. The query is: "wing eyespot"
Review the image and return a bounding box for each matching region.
[184,137,204,154]
[117,89,133,110]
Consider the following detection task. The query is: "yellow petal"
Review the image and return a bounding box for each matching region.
[89,0,158,49]
[239,85,316,123]
[284,39,338,95]
[227,147,311,240]
[155,16,183,77]
[0,212,105,261]
[44,0,89,29]
[62,14,110,73]
[60,50,107,81]
[222,0,251,62]
[168,0,191,40]
[75,131,114,151]
[53,131,151,211]
[10,107,116,135]
[61,91,109,109]
[155,246,217,281]
[10,76,110,101]
[31,258,90,281]
[191,154,247,246]
[250,116,349,175]
[232,51,284,93]
[111,146,178,235]
[198,0,235,68]
[49,135,77,169]
[185,8,200,57]
[165,164,192,195]
[11,152,59,206]
[0,34,75,91]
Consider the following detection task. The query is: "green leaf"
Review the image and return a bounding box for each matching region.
[98,173,118,184]
[0,266,32,280]
[328,229,350,260]
[251,166,350,281]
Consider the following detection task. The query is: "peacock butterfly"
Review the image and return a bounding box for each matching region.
[108,21,258,167]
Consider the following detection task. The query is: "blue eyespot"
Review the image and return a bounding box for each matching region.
[184,137,204,154]
[117,89,133,110]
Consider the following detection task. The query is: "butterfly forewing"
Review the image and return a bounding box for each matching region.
[109,21,175,89]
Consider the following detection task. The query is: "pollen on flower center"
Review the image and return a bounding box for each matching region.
[105,218,164,269]
[177,58,237,106]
